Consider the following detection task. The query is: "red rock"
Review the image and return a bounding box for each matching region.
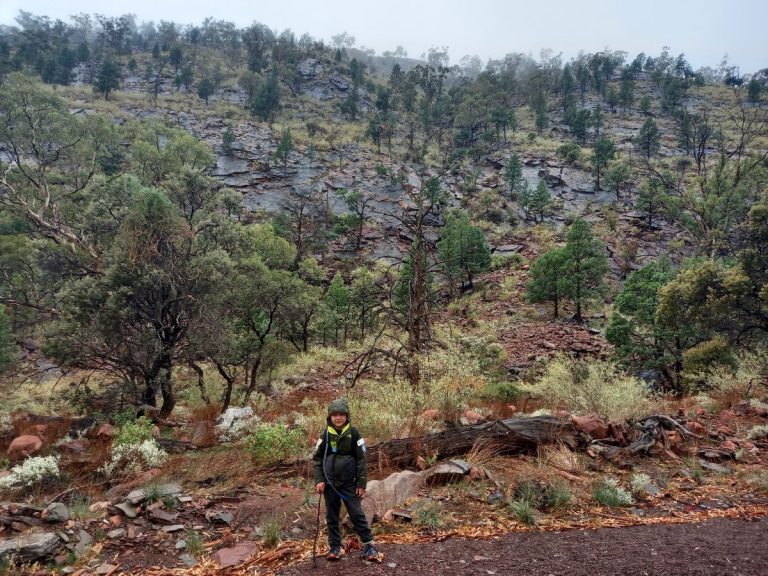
[721,440,737,451]
[463,410,484,424]
[419,409,440,421]
[211,541,258,568]
[468,467,486,481]
[571,415,609,439]
[553,409,571,419]
[32,424,48,437]
[744,442,756,450]
[666,430,681,446]
[695,407,706,416]
[127,525,137,539]
[416,455,428,470]
[507,405,518,413]
[716,424,733,435]
[7,435,43,460]
[719,410,735,421]
[109,515,122,528]
[687,421,706,435]
[97,423,116,440]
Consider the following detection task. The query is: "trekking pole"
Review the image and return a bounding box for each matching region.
[312,492,322,568]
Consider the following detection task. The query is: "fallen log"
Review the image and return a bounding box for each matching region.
[367,415,572,468]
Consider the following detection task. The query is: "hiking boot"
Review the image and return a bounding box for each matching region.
[360,543,379,561]
[326,546,341,561]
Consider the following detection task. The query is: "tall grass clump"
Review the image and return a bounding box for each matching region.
[523,355,655,421]
[592,478,633,507]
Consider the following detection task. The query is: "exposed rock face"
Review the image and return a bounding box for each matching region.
[0,532,61,562]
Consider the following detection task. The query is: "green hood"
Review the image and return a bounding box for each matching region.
[327,398,351,422]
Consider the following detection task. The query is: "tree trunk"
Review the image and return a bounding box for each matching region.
[188,361,210,404]
[367,416,572,468]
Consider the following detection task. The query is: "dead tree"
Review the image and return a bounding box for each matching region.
[368,415,572,468]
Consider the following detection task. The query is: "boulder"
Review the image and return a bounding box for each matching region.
[7,435,43,460]
[0,532,61,562]
[419,409,440,421]
[462,410,484,425]
[43,503,70,524]
[361,470,423,524]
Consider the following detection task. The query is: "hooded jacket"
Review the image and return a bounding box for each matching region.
[313,398,367,490]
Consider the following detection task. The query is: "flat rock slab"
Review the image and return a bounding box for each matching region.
[114,502,138,518]
[211,541,258,568]
[424,462,468,486]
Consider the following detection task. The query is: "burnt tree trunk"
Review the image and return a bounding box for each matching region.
[367,416,572,468]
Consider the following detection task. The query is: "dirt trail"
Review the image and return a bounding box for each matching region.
[280,516,768,576]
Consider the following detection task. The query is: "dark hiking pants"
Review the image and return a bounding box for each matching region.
[324,484,373,547]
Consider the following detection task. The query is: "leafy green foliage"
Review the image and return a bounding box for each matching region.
[527,247,568,318]
[562,218,609,321]
[244,423,305,467]
[438,211,491,290]
[114,416,155,446]
[0,306,16,371]
[606,258,679,375]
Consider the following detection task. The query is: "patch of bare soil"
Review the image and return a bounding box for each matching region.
[280,516,768,576]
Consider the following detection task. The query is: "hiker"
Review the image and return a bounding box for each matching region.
[313,398,379,561]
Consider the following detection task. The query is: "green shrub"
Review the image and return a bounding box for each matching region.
[556,143,583,165]
[482,381,522,403]
[244,423,305,467]
[115,416,155,446]
[523,355,655,422]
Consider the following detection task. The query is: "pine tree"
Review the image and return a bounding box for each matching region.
[563,218,609,321]
[438,211,491,291]
[526,248,568,318]
[528,179,552,223]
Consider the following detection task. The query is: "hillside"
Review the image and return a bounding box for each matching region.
[0,12,767,576]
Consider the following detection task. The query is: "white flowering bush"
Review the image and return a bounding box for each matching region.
[100,439,167,479]
[747,424,768,441]
[629,472,653,495]
[0,455,60,490]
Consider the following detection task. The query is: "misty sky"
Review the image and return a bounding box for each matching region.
[1,0,765,73]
